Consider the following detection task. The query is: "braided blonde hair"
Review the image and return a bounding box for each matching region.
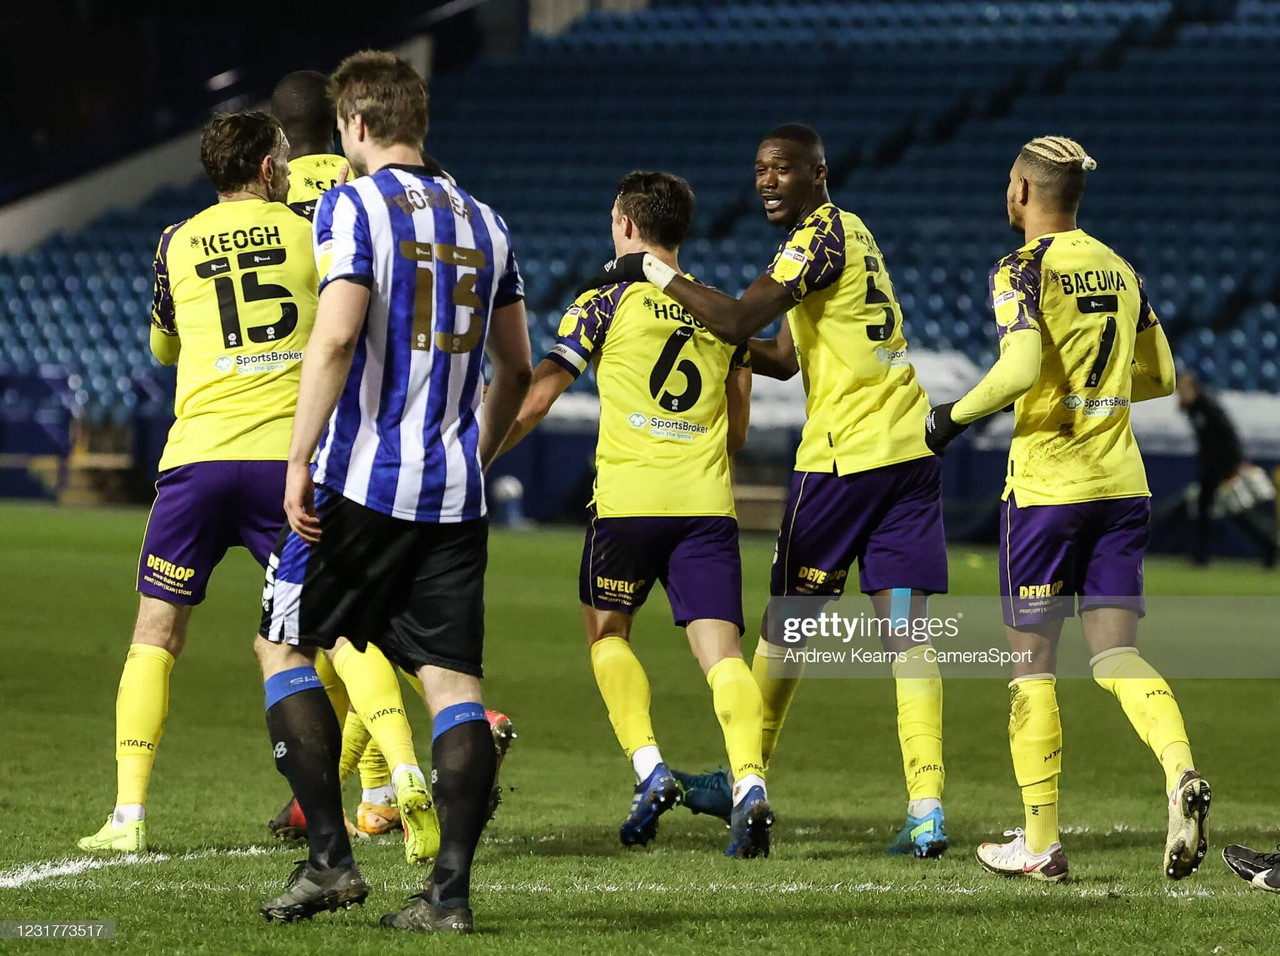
[1021,135,1097,171]
[1017,136,1095,210]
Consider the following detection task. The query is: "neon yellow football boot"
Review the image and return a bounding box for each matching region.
[393,769,440,865]
[78,815,147,853]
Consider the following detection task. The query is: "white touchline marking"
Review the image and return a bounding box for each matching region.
[0,853,165,889]
[0,845,292,889]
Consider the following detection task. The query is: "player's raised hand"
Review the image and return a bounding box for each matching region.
[336,163,349,187]
[574,252,649,297]
[284,461,322,543]
[924,401,969,456]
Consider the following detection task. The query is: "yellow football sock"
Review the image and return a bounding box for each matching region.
[337,707,373,783]
[114,644,175,808]
[750,636,803,771]
[314,651,351,721]
[589,636,656,758]
[1091,647,1194,792]
[1009,675,1062,855]
[358,741,391,791]
[330,642,418,771]
[706,657,766,784]
[893,645,945,801]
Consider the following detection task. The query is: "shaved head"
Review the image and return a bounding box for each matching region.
[755,123,830,228]
[270,71,334,159]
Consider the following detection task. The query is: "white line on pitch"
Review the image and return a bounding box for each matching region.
[0,845,291,889]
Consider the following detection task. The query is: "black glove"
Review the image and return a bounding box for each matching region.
[925,401,969,456]
[574,252,648,297]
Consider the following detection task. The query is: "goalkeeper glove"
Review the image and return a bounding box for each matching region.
[924,402,969,456]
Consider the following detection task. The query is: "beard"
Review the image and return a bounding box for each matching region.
[267,166,289,204]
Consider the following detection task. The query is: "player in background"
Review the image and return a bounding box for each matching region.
[78,112,316,853]
[501,172,771,858]
[1223,842,1280,893]
[256,52,530,930]
[581,124,950,858]
[264,69,518,847]
[273,70,352,221]
[924,136,1209,883]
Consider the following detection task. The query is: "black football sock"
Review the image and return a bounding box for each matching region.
[264,668,353,870]
[427,707,497,908]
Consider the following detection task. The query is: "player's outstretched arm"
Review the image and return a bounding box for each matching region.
[926,328,1042,455]
[726,366,752,456]
[479,300,533,470]
[497,359,574,458]
[579,253,792,346]
[1130,322,1176,402]
[748,320,798,381]
[284,279,370,542]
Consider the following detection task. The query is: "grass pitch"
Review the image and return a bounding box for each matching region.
[1,501,1277,954]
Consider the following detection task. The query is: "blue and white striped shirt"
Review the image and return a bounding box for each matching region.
[310,165,523,523]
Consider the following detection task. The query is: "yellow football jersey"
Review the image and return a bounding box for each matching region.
[990,228,1157,506]
[150,199,317,471]
[547,278,749,518]
[286,153,349,220]
[764,203,932,475]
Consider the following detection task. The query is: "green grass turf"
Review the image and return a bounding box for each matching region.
[1,500,1277,954]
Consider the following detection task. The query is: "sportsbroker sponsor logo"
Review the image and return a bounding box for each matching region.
[213,349,304,375]
[1061,394,1129,417]
[646,416,709,442]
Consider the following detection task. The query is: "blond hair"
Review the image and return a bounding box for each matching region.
[328,51,428,148]
[1022,135,1097,171]
[1018,135,1096,210]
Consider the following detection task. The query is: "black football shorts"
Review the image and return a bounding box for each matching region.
[260,487,488,677]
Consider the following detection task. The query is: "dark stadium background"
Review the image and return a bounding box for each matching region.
[1,0,1275,560]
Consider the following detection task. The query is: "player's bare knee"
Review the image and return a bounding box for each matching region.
[1006,622,1061,677]
[1080,606,1139,659]
[414,664,482,717]
[131,596,191,657]
[253,634,314,678]
[685,619,743,675]
[581,606,633,646]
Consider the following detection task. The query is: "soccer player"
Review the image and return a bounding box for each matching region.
[583,125,950,858]
[272,70,353,222]
[502,172,771,858]
[77,111,316,853]
[255,52,530,930]
[924,135,1210,882]
[265,69,518,847]
[266,67,403,841]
